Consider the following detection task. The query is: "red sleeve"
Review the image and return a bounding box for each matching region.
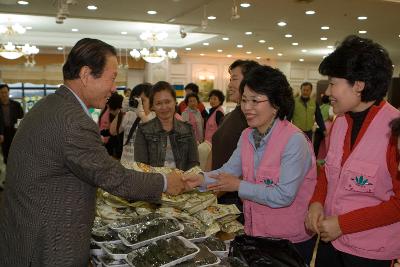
[338,135,400,234]
[309,164,328,205]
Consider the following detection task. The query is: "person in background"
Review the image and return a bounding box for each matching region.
[121,87,132,112]
[184,65,317,264]
[204,89,225,143]
[289,82,326,143]
[209,59,260,222]
[110,83,155,165]
[305,35,400,267]
[0,83,24,164]
[178,82,206,116]
[182,92,204,144]
[0,38,186,267]
[134,81,199,171]
[314,94,334,159]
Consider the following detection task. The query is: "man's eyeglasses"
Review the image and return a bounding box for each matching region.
[240,98,269,107]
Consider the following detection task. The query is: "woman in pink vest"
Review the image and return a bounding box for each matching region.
[182,92,204,143]
[184,65,317,264]
[204,89,225,143]
[305,36,400,267]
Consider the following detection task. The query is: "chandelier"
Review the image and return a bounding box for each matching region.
[0,23,40,60]
[130,31,178,64]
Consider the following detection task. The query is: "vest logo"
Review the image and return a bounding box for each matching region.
[352,175,372,187]
[263,179,275,187]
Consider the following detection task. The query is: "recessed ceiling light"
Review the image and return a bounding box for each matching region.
[258,40,266,43]
[217,49,223,52]
[327,45,334,49]
[277,21,287,27]
[268,46,274,50]
[147,10,157,15]
[321,26,330,30]
[121,31,127,35]
[207,16,216,20]
[245,31,253,35]
[17,0,29,5]
[285,34,293,38]
[398,34,400,38]
[299,58,305,62]
[200,53,205,56]
[227,54,232,58]
[71,28,79,32]
[246,51,252,54]
[256,56,261,59]
[237,44,243,48]
[57,47,63,50]
[26,26,32,30]
[301,49,308,53]
[222,37,230,41]
[358,30,367,34]
[185,47,191,51]
[292,42,299,46]
[323,56,327,59]
[277,53,283,56]
[240,3,251,8]
[320,37,328,41]
[305,10,315,15]
[358,16,367,20]
[87,5,97,10]
[203,42,209,46]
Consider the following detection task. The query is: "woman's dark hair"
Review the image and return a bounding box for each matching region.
[208,89,225,105]
[319,35,393,102]
[130,83,152,102]
[390,117,400,137]
[229,59,260,77]
[107,92,123,110]
[321,94,330,104]
[184,92,200,105]
[63,38,117,80]
[0,84,10,91]
[149,81,176,108]
[239,65,294,120]
[184,83,199,94]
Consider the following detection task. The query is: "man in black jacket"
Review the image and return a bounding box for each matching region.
[0,84,24,164]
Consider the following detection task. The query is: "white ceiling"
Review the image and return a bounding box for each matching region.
[0,0,399,65]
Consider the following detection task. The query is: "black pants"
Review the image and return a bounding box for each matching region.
[313,129,325,156]
[293,236,317,265]
[315,241,392,267]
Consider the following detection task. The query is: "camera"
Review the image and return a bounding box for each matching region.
[129,97,139,108]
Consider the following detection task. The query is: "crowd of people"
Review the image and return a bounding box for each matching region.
[0,34,399,267]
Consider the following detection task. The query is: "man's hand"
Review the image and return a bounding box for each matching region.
[318,216,342,242]
[165,171,185,195]
[305,202,325,234]
[182,173,204,191]
[207,172,241,192]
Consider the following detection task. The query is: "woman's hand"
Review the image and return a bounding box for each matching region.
[318,216,343,242]
[207,172,241,192]
[305,202,325,234]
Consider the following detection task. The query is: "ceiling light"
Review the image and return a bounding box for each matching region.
[327,45,334,49]
[277,21,287,27]
[130,32,177,63]
[299,58,304,62]
[57,47,63,50]
[246,51,252,54]
[222,37,229,41]
[185,47,191,51]
[71,28,78,32]
[217,49,223,52]
[147,10,157,15]
[227,54,232,58]
[256,56,261,59]
[200,53,205,56]
[26,26,32,30]
[121,31,127,35]
[292,42,298,46]
[237,44,243,48]
[320,37,328,40]
[357,16,367,20]
[358,30,367,34]
[207,16,216,20]
[17,0,29,5]
[203,42,209,46]
[285,34,293,38]
[301,49,308,52]
[0,42,39,60]
[87,5,97,10]
[305,10,315,15]
[240,3,251,8]
[268,46,274,50]
[258,40,266,43]
[245,31,253,35]
[277,53,283,56]
[321,26,330,30]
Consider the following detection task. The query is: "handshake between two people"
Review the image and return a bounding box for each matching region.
[165,171,242,196]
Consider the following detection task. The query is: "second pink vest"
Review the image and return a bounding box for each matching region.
[204,106,224,143]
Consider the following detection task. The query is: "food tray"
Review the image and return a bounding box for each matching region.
[199,256,221,267]
[91,238,122,246]
[99,255,129,267]
[187,232,211,243]
[100,242,133,260]
[118,218,184,249]
[125,236,200,267]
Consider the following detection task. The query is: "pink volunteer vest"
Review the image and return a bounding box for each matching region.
[241,119,317,243]
[205,106,224,143]
[186,109,202,142]
[325,102,400,260]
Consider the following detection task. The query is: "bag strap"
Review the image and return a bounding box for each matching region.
[124,117,141,146]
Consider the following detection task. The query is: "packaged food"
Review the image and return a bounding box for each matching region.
[194,205,241,227]
[100,242,133,260]
[91,226,120,244]
[108,213,163,230]
[175,243,220,266]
